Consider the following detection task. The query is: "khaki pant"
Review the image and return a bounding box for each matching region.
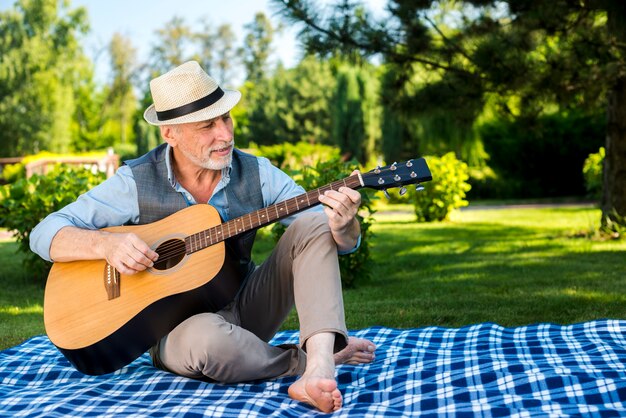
[150,212,348,383]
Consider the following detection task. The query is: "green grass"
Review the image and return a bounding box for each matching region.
[1,206,625,351]
[0,237,44,350]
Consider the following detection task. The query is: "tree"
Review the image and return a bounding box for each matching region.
[331,63,380,164]
[194,19,217,75]
[149,16,193,74]
[274,0,626,227]
[241,12,275,84]
[245,56,335,146]
[105,32,138,148]
[0,0,90,156]
[208,24,240,84]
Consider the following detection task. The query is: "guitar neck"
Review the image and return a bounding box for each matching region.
[184,174,363,254]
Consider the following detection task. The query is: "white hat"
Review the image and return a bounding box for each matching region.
[143,61,241,126]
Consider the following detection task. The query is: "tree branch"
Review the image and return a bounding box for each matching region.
[423,15,476,65]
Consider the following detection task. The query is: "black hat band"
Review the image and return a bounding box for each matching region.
[156,87,225,121]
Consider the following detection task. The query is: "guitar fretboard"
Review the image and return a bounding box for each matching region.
[184,174,362,254]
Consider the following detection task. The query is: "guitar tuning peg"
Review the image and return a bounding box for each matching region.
[374,166,381,174]
[406,159,413,167]
[415,184,425,192]
[399,186,407,196]
[390,162,397,171]
[383,189,391,199]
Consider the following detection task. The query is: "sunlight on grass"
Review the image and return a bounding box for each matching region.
[1,305,43,315]
[560,288,625,301]
[362,205,626,328]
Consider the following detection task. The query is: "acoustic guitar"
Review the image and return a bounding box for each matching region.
[44,158,432,375]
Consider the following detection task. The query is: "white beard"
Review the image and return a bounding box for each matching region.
[180,143,233,170]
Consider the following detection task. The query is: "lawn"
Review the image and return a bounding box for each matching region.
[1,205,625,351]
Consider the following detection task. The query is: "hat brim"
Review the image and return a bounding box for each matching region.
[143,89,241,126]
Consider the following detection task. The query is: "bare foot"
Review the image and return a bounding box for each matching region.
[288,375,342,413]
[334,337,376,365]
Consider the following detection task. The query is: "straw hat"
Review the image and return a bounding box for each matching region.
[143,61,241,126]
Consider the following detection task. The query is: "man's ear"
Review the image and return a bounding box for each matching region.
[160,125,178,146]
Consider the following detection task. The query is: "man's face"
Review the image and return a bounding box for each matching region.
[170,112,235,170]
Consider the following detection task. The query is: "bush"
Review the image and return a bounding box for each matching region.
[0,164,105,280]
[583,147,604,200]
[477,112,605,199]
[271,158,377,288]
[254,141,341,171]
[413,153,471,222]
[1,162,25,183]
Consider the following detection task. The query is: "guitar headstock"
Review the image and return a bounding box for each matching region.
[361,158,432,192]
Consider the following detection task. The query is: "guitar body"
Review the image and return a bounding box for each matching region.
[44,205,243,375]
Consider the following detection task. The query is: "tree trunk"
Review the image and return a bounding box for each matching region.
[602,3,626,226]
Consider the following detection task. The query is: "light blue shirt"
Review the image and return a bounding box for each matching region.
[30,145,360,261]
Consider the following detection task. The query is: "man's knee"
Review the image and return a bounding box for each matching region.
[288,212,330,237]
[162,313,240,376]
[182,313,236,353]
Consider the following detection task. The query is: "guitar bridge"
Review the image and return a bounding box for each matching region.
[104,263,121,300]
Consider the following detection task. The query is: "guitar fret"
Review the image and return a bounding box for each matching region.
[178,159,433,256]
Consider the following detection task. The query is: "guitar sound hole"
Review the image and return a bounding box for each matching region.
[153,239,186,271]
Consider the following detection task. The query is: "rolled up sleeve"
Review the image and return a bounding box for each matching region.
[29,166,140,261]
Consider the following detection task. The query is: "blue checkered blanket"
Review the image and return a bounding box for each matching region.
[2,320,626,417]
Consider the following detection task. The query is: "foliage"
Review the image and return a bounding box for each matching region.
[254,141,341,170]
[0,165,105,280]
[244,56,336,146]
[1,151,115,183]
[477,112,605,199]
[0,0,91,156]
[273,0,626,226]
[583,147,605,200]
[413,153,471,222]
[601,209,625,240]
[270,158,377,288]
[103,32,138,148]
[331,62,381,164]
[241,12,275,84]
[1,163,25,184]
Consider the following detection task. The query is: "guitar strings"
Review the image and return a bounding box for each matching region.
[147,176,363,265]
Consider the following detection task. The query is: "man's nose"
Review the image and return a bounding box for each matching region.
[214,118,232,140]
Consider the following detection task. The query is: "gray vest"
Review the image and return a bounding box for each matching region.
[125,144,264,279]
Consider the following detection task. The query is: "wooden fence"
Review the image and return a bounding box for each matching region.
[0,154,119,179]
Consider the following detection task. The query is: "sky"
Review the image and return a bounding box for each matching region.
[0,0,388,86]
[72,0,301,85]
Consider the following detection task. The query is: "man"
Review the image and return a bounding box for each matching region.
[30,61,375,413]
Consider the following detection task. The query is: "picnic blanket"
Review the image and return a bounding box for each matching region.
[1,320,626,417]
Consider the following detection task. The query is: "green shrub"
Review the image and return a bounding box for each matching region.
[583,147,604,200]
[413,153,471,222]
[2,163,25,183]
[271,158,377,288]
[254,141,341,171]
[477,112,605,199]
[0,164,105,280]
